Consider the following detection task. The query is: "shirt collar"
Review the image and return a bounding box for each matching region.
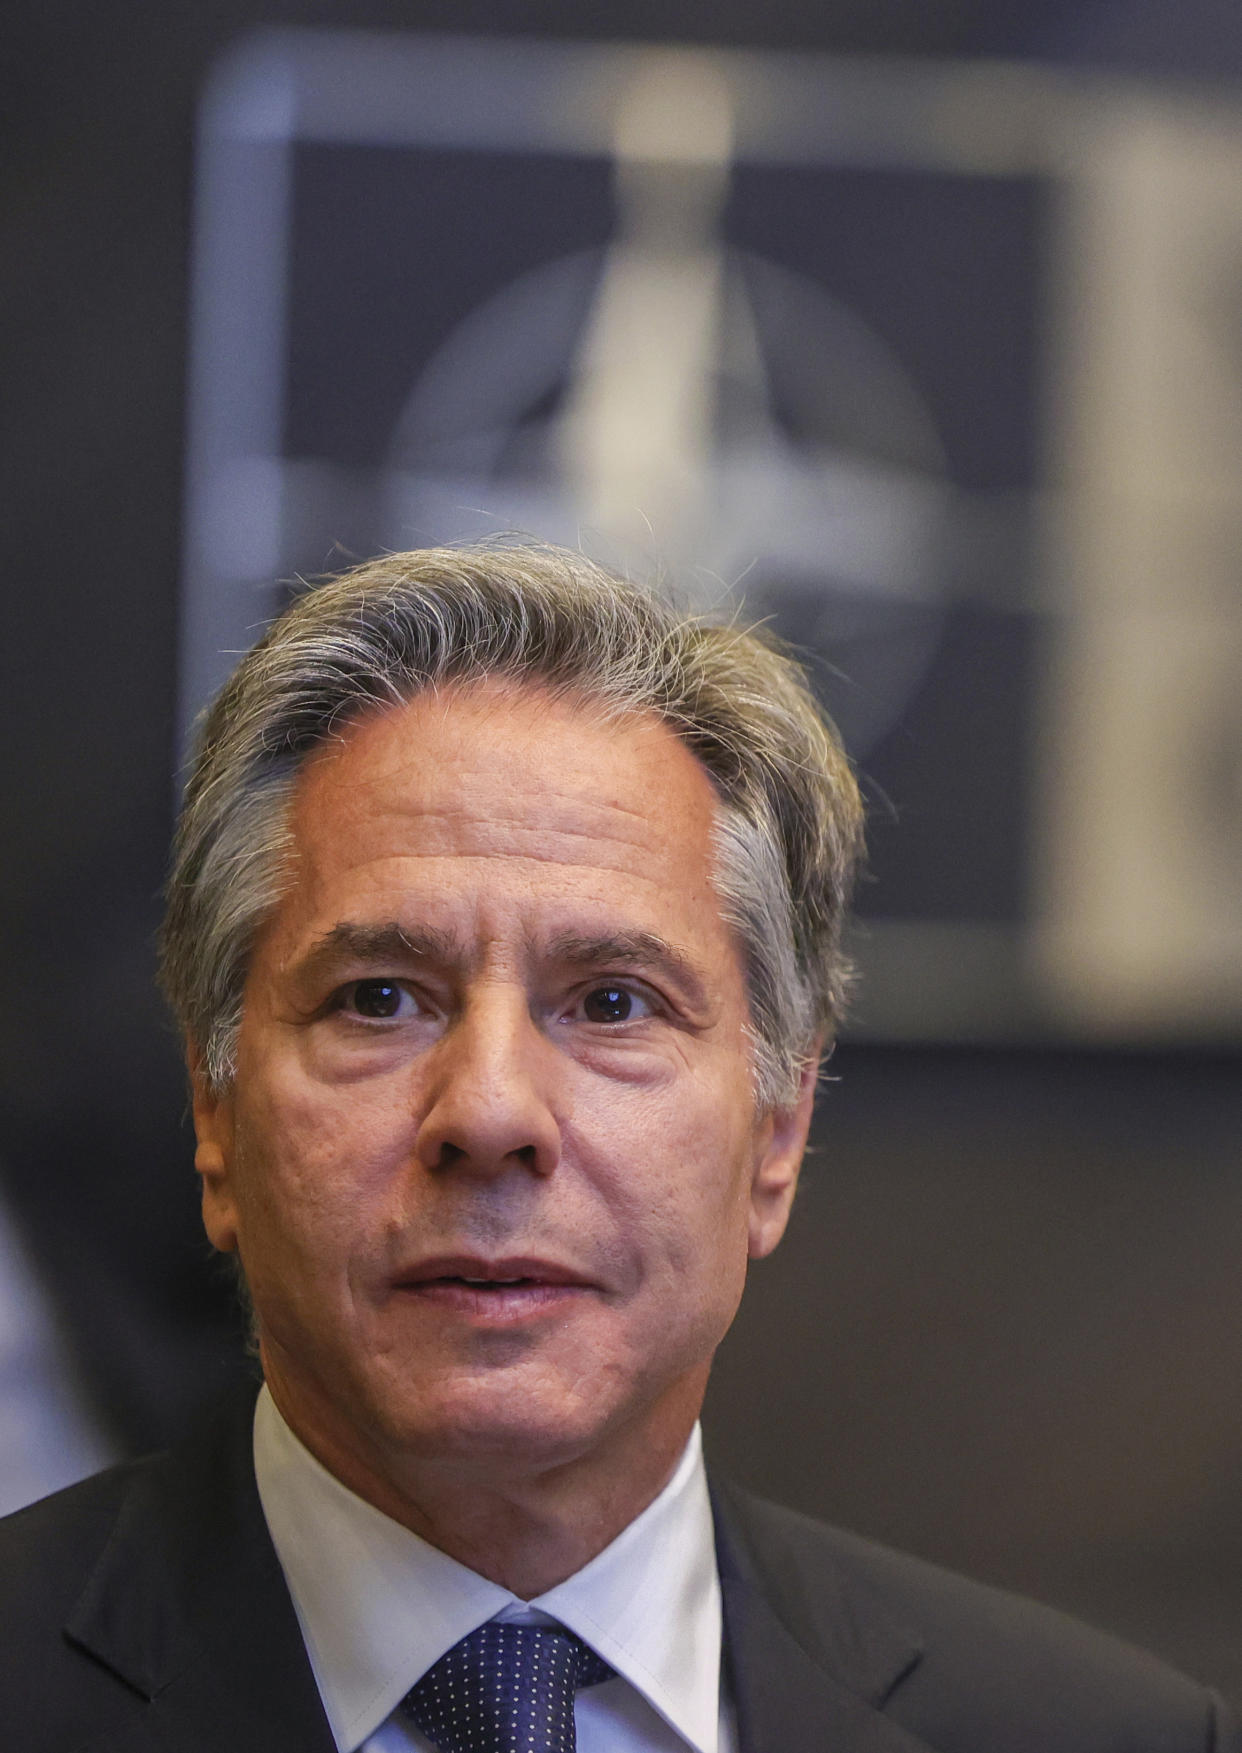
[253,1386,722,1753]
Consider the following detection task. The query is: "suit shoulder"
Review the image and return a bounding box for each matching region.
[714,1486,1241,1750]
[0,1456,160,1625]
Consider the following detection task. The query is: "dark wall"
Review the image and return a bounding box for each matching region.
[709,1044,1242,1701]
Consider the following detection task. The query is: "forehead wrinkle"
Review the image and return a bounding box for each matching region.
[359,797,675,855]
[324,822,691,884]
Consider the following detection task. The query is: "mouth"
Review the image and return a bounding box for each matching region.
[390,1256,595,1322]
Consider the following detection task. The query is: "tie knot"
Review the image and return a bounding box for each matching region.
[401,1621,613,1753]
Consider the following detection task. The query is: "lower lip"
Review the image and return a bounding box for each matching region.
[392,1281,589,1325]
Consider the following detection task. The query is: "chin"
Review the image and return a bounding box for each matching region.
[381,1397,608,1477]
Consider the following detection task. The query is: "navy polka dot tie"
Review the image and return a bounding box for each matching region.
[401,1621,614,1753]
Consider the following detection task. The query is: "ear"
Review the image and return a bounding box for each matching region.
[747,1045,821,1260]
[188,1044,240,1255]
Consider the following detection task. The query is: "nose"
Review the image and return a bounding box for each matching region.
[413,986,561,1178]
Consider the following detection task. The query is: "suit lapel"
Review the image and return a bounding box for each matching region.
[713,1482,935,1753]
[63,1383,337,1753]
[59,1392,938,1752]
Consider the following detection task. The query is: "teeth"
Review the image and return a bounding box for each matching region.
[461,1276,524,1286]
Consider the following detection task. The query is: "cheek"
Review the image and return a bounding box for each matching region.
[230,1074,412,1270]
[577,1072,758,1288]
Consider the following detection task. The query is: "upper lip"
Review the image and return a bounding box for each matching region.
[394,1254,595,1287]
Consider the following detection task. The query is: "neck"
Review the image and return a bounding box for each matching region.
[263,1371,709,1598]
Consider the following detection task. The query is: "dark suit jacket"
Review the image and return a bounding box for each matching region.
[1,1384,1238,1752]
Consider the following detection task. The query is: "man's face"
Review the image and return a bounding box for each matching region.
[192,680,812,1495]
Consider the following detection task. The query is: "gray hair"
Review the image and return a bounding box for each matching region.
[160,543,864,1108]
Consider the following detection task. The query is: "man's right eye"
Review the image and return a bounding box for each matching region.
[344,979,410,1019]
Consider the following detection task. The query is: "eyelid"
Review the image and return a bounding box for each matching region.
[333,977,427,1020]
[328,972,670,1024]
[567,977,661,1021]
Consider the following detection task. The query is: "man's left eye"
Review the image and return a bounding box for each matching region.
[580,986,650,1024]
[345,980,410,1019]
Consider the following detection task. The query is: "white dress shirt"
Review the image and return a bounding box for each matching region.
[254,1388,736,1753]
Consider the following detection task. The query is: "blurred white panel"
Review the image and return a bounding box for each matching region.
[0,1192,113,1515]
[1035,95,1242,1033]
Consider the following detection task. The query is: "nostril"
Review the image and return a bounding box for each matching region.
[425,1139,547,1174]
[432,1141,468,1170]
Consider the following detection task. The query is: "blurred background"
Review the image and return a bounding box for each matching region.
[5,0,1242,1706]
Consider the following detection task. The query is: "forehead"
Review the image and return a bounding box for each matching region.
[274,679,730,948]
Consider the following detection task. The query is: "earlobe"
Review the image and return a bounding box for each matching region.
[747,1050,820,1260]
[189,1050,240,1255]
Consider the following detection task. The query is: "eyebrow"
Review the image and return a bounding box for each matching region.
[544,930,709,1008]
[294,921,459,980]
[291,921,709,1002]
